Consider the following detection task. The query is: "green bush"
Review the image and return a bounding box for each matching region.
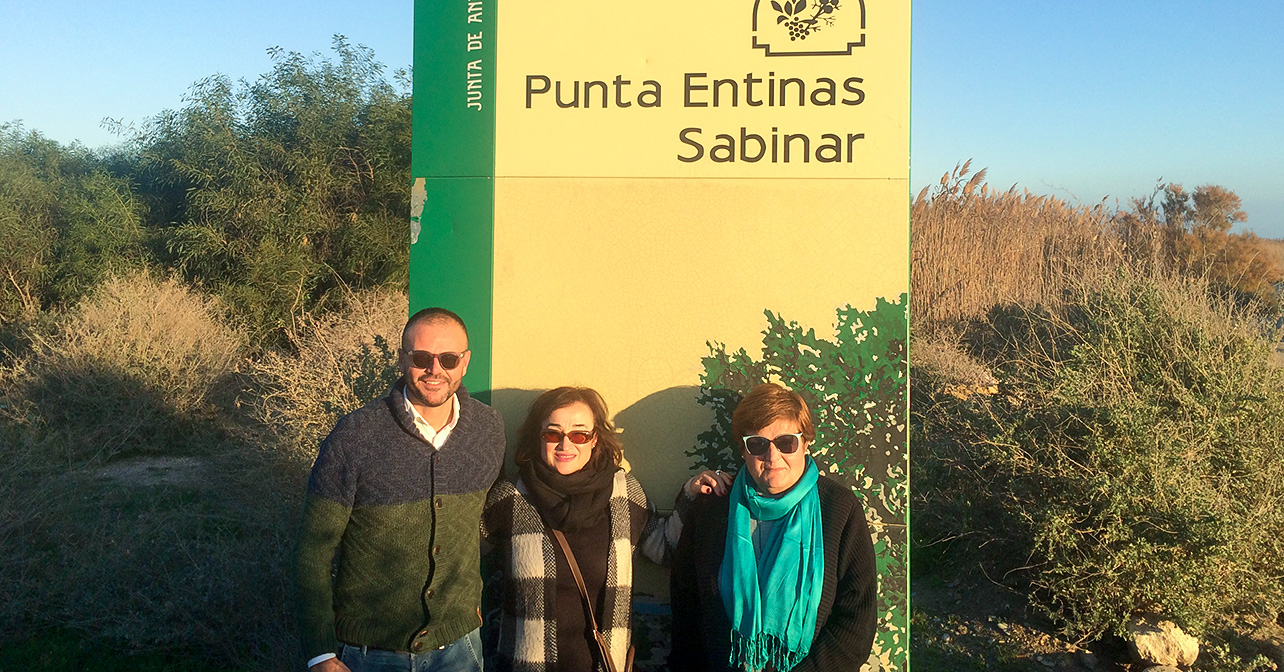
[0,125,150,330]
[3,39,411,352]
[693,295,908,672]
[132,37,410,346]
[912,273,1284,642]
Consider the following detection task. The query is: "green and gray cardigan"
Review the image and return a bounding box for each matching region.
[294,382,505,662]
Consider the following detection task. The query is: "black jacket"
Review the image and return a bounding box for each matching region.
[669,475,878,672]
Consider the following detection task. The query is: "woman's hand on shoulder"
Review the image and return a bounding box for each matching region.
[687,469,735,497]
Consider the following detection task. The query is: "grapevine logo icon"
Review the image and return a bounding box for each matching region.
[752,0,866,57]
[776,0,838,41]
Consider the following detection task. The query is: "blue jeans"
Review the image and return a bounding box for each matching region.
[338,629,483,672]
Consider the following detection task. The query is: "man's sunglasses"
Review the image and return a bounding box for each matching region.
[742,433,804,456]
[541,429,596,445]
[404,350,467,371]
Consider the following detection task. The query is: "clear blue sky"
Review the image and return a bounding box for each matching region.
[3,0,1281,237]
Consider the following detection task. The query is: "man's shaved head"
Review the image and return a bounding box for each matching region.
[402,307,468,350]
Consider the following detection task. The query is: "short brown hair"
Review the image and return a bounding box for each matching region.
[731,383,816,447]
[514,387,624,471]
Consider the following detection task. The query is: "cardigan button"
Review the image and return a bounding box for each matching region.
[426,588,436,599]
[435,498,443,509]
[411,641,425,653]
[432,545,441,555]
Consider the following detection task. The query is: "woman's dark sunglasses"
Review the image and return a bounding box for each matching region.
[404,350,466,370]
[541,429,596,445]
[742,433,803,456]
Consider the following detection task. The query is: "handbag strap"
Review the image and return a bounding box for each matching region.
[550,528,619,672]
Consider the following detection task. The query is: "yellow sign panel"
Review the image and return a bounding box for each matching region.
[492,177,907,437]
[495,0,909,178]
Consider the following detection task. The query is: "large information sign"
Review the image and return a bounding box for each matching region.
[413,0,908,668]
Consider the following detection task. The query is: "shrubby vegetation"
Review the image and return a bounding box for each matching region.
[0,126,148,335]
[1129,182,1282,313]
[912,165,1284,669]
[0,273,404,669]
[241,288,405,463]
[133,37,410,345]
[1,274,251,652]
[915,274,1284,637]
[1,36,409,348]
[0,39,410,669]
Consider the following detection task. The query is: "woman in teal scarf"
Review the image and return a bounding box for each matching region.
[669,383,878,672]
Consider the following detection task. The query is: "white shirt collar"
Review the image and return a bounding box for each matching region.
[401,387,460,450]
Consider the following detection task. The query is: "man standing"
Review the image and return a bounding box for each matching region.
[295,307,505,671]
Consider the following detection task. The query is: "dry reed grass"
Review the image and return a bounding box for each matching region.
[1,272,242,464]
[911,161,1152,335]
[241,287,407,465]
[48,272,240,405]
[909,333,998,398]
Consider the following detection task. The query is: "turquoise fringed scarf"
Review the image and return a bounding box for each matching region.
[719,457,824,672]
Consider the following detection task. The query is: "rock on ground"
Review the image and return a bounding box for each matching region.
[1128,616,1199,667]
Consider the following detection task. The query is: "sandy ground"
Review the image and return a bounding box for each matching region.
[91,456,207,488]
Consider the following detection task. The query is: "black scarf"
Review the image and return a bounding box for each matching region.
[519,456,616,532]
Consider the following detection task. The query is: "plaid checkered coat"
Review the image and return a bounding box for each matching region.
[481,469,693,672]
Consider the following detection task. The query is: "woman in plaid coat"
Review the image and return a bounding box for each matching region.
[481,386,729,672]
